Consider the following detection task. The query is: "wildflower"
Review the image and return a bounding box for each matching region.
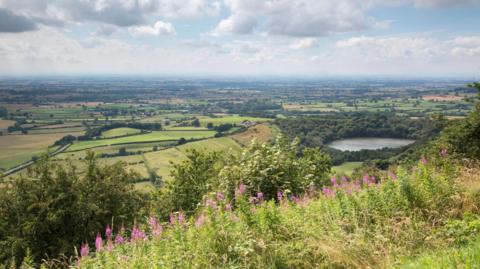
[131,226,146,241]
[106,241,114,252]
[105,224,112,239]
[249,196,256,204]
[440,148,448,158]
[235,182,246,198]
[341,176,348,184]
[363,174,370,185]
[420,156,427,165]
[322,187,334,198]
[277,191,283,201]
[95,233,103,252]
[251,206,257,214]
[290,195,300,203]
[80,242,89,257]
[225,203,232,211]
[205,198,217,209]
[169,213,176,225]
[388,171,397,181]
[178,211,185,225]
[149,217,163,238]
[195,214,206,228]
[114,234,124,244]
[216,192,225,201]
[331,176,338,186]
[257,192,264,202]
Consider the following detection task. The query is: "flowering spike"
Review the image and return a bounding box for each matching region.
[195,214,206,228]
[178,211,185,225]
[95,234,103,252]
[277,191,283,201]
[420,156,427,165]
[105,224,112,239]
[80,242,89,257]
[225,203,232,211]
[216,192,225,201]
[106,241,114,252]
[114,234,124,244]
[257,192,264,202]
[169,213,176,225]
[331,176,338,186]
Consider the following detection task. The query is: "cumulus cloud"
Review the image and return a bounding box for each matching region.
[212,0,477,37]
[290,38,319,50]
[0,0,220,31]
[0,8,37,32]
[129,21,176,36]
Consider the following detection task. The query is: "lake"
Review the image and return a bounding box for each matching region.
[327,137,415,151]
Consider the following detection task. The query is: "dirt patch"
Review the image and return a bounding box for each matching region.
[422,95,465,101]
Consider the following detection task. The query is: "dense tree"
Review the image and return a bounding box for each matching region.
[0,153,147,267]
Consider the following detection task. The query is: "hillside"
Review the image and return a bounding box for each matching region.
[74,157,480,268]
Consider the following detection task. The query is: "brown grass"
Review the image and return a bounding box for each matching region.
[230,123,277,146]
[0,119,15,130]
[422,95,465,101]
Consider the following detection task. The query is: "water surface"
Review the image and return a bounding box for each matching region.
[327,137,415,151]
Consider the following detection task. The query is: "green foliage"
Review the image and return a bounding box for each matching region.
[437,83,480,159]
[219,136,331,200]
[75,156,474,269]
[0,152,148,267]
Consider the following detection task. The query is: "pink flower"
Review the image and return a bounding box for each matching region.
[195,214,207,228]
[248,196,256,204]
[225,203,232,211]
[257,192,264,201]
[420,156,427,165]
[106,241,114,252]
[235,182,246,198]
[149,217,163,238]
[389,172,397,181]
[131,226,146,241]
[205,198,217,209]
[322,187,335,198]
[95,234,103,252]
[363,174,370,185]
[251,207,257,214]
[80,242,89,257]
[277,191,283,201]
[331,176,338,186]
[169,213,176,225]
[105,224,112,239]
[114,234,124,244]
[216,192,225,201]
[178,211,185,225]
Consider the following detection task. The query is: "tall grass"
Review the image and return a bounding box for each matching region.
[73,156,479,269]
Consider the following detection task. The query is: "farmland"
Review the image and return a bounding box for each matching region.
[67,130,216,152]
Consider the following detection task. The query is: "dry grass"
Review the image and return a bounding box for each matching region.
[421,95,465,101]
[230,123,277,146]
[0,119,15,130]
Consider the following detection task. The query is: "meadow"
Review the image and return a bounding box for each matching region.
[67,130,216,152]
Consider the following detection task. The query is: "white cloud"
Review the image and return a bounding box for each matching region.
[129,21,176,36]
[290,38,318,50]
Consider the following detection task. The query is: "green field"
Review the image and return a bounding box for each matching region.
[67,130,216,152]
[101,127,142,138]
[198,115,271,125]
[144,137,242,181]
[332,162,363,175]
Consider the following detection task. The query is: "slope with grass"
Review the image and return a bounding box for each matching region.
[143,137,242,181]
[75,156,480,269]
[101,127,142,138]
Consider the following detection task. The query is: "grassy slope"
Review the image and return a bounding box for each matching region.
[101,127,142,138]
[332,162,363,175]
[76,160,479,269]
[144,137,242,181]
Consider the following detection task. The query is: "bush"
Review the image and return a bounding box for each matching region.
[0,153,148,267]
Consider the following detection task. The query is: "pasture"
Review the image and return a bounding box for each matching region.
[101,127,142,138]
[332,162,363,175]
[0,132,83,170]
[67,130,216,152]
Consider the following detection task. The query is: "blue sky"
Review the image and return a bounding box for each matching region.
[0,0,479,78]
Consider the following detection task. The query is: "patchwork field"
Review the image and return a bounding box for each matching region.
[0,132,83,170]
[198,115,271,125]
[67,130,216,152]
[144,137,242,181]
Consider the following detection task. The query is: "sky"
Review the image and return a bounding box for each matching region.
[0,0,480,78]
